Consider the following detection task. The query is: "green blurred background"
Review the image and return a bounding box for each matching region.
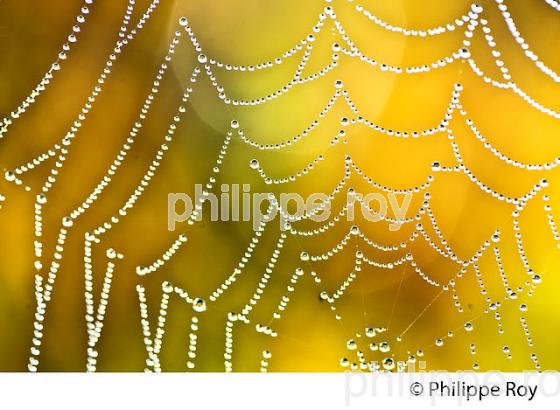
[0,0,559,371]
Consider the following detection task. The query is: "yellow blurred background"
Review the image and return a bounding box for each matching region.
[0,0,559,371]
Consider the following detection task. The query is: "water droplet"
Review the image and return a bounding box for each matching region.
[365,327,376,338]
[197,54,208,64]
[459,48,471,59]
[382,357,395,370]
[4,171,15,182]
[192,298,207,312]
[379,341,390,353]
[472,4,483,13]
[162,282,173,293]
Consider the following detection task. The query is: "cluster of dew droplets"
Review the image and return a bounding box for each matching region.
[0,0,99,139]
[137,281,206,373]
[186,316,200,370]
[175,0,560,118]
[260,350,272,372]
[543,0,560,12]
[542,195,560,249]
[85,248,124,372]
[340,327,419,372]
[495,0,560,83]
[24,4,196,371]
[467,12,560,118]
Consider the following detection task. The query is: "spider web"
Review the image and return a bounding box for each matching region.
[0,0,559,372]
